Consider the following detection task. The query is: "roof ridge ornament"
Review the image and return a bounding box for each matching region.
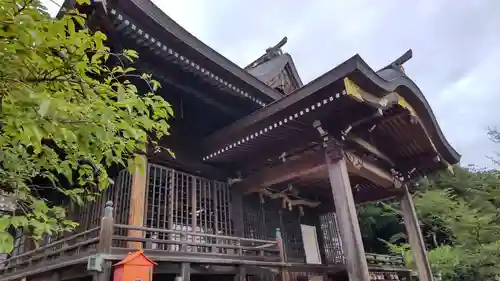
[245,37,288,69]
[265,36,287,58]
[379,49,413,74]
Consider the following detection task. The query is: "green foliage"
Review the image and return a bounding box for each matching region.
[487,127,500,166]
[384,167,500,281]
[0,0,173,252]
[358,165,500,281]
[358,203,404,253]
[417,169,500,281]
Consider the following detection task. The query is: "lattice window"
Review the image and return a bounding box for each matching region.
[243,194,267,240]
[243,194,306,261]
[76,164,232,252]
[78,170,127,231]
[145,164,173,250]
[144,164,232,253]
[319,212,344,264]
[262,200,281,240]
[113,169,132,228]
[281,209,305,262]
[194,177,215,252]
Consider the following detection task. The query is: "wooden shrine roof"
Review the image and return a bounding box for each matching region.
[246,53,303,91]
[106,0,282,104]
[244,37,303,93]
[62,0,459,185]
[201,54,460,180]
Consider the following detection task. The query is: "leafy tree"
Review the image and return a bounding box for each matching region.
[385,168,500,281]
[358,164,500,281]
[415,184,500,281]
[0,0,173,252]
[488,127,500,166]
[358,203,403,253]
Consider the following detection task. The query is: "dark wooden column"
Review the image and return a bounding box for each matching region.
[128,155,148,249]
[324,139,370,281]
[401,185,434,281]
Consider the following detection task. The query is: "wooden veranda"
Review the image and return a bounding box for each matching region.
[0,201,409,281]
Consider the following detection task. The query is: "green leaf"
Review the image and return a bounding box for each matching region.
[0,232,14,254]
[73,15,86,27]
[0,0,172,250]
[0,216,11,231]
[38,99,51,118]
[11,216,29,228]
[135,154,146,175]
[124,49,139,60]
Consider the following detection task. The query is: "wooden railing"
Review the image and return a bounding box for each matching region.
[0,227,101,275]
[366,253,406,269]
[0,201,408,281]
[113,224,282,259]
[108,224,286,267]
[0,201,286,280]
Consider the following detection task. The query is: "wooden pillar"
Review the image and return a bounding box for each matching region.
[324,139,370,281]
[95,201,114,281]
[128,154,148,249]
[401,185,434,281]
[276,228,288,281]
[178,263,190,281]
[234,265,246,281]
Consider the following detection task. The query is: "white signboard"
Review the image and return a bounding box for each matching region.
[300,224,322,264]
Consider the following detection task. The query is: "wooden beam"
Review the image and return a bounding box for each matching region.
[401,185,434,281]
[345,151,398,187]
[348,135,395,166]
[128,154,147,249]
[242,149,397,193]
[325,140,370,281]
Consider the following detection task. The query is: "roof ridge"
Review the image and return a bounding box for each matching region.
[114,249,158,266]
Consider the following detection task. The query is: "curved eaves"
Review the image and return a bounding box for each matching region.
[351,55,461,165]
[202,53,460,166]
[114,0,282,102]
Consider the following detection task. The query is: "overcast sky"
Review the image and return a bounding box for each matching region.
[44,0,499,168]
